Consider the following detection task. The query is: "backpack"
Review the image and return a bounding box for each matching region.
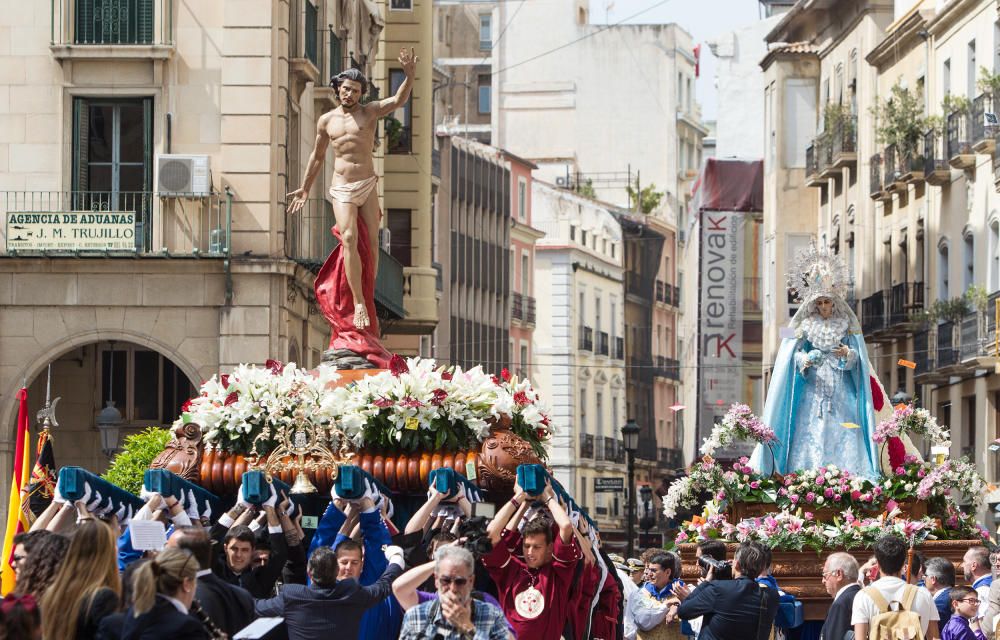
[863,585,925,640]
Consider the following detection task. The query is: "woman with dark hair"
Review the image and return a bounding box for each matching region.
[14,533,68,599]
[0,593,41,640]
[120,547,209,640]
[40,518,121,639]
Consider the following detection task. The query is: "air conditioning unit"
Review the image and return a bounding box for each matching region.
[157,154,212,196]
[555,176,570,188]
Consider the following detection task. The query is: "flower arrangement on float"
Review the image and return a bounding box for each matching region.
[670,502,988,553]
[175,356,555,459]
[663,402,990,540]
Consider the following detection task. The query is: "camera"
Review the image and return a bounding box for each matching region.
[457,516,494,557]
[698,555,733,580]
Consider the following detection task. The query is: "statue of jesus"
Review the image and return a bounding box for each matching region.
[287,48,417,368]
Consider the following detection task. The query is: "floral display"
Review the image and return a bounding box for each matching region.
[874,404,950,446]
[670,504,985,553]
[178,360,342,456]
[699,403,777,458]
[916,457,987,509]
[179,357,555,458]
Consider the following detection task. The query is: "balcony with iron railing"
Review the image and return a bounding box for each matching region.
[286,198,405,319]
[579,326,594,351]
[673,285,681,307]
[50,0,175,58]
[580,434,594,459]
[655,280,666,304]
[896,139,925,185]
[889,281,924,329]
[924,130,951,186]
[936,320,959,369]
[861,290,886,335]
[913,328,932,376]
[613,336,625,360]
[626,272,654,300]
[972,93,996,155]
[805,140,828,187]
[956,293,1000,367]
[818,135,835,178]
[597,331,610,356]
[512,292,537,325]
[830,116,858,168]
[947,109,974,169]
[655,355,681,382]
[869,154,884,199]
[883,144,900,190]
[1,190,230,257]
[607,437,625,464]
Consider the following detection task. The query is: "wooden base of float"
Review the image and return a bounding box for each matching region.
[678,539,975,621]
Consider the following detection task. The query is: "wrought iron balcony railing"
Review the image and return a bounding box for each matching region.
[862,290,886,334]
[923,130,951,184]
[889,281,924,326]
[613,336,625,360]
[580,433,594,459]
[579,326,594,351]
[1,190,228,257]
[947,109,972,159]
[655,355,681,381]
[937,320,958,368]
[52,0,174,47]
[597,331,610,356]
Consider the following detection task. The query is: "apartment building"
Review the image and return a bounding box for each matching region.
[0,0,435,491]
[431,0,494,143]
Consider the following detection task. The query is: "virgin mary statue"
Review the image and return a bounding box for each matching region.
[749,247,883,479]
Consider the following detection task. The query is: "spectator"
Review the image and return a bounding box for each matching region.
[851,534,940,639]
[481,479,580,640]
[682,539,730,638]
[399,546,508,640]
[673,541,779,640]
[629,552,683,640]
[941,586,987,640]
[926,557,957,628]
[40,518,121,639]
[121,547,209,639]
[611,555,639,640]
[963,546,993,619]
[168,526,255,638]
[10,531,51,585]
[13,533,68,599]
[0,593,41,640]
[310,495,405,640]
[210,487,288,598]
[820,552,860,640]
[253,544,405,640]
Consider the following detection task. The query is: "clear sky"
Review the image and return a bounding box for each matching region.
[589,0,766,122]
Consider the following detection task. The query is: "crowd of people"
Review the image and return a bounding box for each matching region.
[2,472,999,640]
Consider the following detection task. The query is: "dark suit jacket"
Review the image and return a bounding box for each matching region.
[254,562,403,640]
[196,572,255,637]
[677,576,779,640]
[119,596,211,640]
[820,583,860,640]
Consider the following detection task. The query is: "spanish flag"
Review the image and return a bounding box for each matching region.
[1,388,31,594]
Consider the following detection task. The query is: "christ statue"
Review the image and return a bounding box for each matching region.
[287,48,417,368]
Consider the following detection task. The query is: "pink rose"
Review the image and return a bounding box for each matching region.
[790,495,799,504]
[750,481,760,489]
[833,494,842,502]
[851,490,861,500]
[824,488,834,498]
[805,492,816,503]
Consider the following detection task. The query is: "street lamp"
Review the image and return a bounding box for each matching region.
[622,418,640,557]
[96,341,124,458]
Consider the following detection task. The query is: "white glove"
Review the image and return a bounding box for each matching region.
[53,479,67,505]
[85,490,104,513]
[285,499,297,517]
[237,486,252,509]
[184,497,200,521]
[95,496,116,517]
[74,481,93,506]
[384,544,405,567]
[383,497,394,520]
[201,503,213,521]
[362,478,381,503]
[263,483,278,508]
[185,489,198,511]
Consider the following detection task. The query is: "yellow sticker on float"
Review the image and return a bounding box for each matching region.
[405,417,419,430]
[841,422,861,429]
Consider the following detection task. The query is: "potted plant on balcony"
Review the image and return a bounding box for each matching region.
[872,83,930,180]
[977,67,1000,100]
[822,103,854,157]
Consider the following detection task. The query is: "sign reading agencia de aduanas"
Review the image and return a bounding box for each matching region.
[6,211,136,251]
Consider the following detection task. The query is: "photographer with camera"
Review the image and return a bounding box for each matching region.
[671,542,778,640]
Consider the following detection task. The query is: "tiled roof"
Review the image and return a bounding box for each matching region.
[768,41,818,55]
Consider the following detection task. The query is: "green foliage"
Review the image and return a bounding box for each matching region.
[625,182,665,214]
[576,179,596,199]
[978,66,1000,97]
[871,83,930,159]
[101,427,172,495]
[819,103,853,141]
[930,296,972,324]
[941,93,971,116]
[965,284,990,312]
[383,115,403,151]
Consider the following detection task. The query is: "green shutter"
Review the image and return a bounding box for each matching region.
[72,98,90,195]
[76,0,94,43]
[329,33,342,79]
[137,0,154,44]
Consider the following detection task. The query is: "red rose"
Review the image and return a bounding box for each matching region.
[501,368,511,382]
[220,374,230,389]
[181,398,194,412]
[224,392,239,406]
[389,354,409,376]
[513,391,530,406]
[431,388,448,405]
[265,359,285,375]
[490,375,500,385]
[441,370,453,381]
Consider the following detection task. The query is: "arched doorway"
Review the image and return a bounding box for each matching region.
[16,340,196,474]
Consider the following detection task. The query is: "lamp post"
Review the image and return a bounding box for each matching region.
[622,418,640,557]
[96,341,124,458]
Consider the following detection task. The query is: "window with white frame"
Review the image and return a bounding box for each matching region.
[518,178,527,221]
[479,14,492,50]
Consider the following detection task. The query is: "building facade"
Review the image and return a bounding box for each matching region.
[0,0,436,494]
[431,0,494,143]
[532,181,627,538]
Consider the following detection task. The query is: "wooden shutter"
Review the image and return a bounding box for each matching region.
[72,98,90,195]
[137,0,154,44]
